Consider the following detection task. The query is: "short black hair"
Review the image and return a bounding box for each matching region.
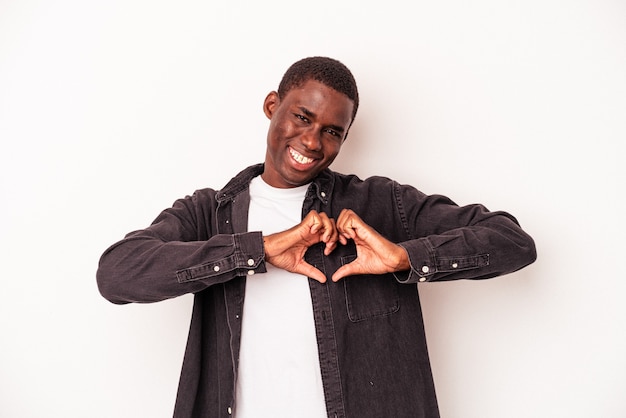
[278,56,359,124]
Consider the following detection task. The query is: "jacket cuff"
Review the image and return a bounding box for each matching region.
[176,232,266,283]
[394,238,436,284]
[394,238,491,283]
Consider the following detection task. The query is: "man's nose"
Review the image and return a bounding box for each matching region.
[301,128,322,151]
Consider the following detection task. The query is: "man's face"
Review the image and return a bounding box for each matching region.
[261,79,354,188]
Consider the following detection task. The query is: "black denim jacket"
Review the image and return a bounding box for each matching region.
[97,163,536,418]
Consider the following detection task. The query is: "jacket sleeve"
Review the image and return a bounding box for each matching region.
[393,183,536,284]
[96,191,266,304]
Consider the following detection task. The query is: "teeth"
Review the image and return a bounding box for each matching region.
[290,148,314,164]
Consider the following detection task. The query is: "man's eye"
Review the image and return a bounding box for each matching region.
[325,129,340,138]
[295,114,309,123]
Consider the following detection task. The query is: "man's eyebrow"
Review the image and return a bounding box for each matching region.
[298,106,346,133]
[299,106,315,118]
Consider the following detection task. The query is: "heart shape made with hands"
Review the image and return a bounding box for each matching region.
[263,209,410,283]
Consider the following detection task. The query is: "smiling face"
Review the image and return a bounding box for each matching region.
[261,79,355,188]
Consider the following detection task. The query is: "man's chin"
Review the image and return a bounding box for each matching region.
[284,170,319,187]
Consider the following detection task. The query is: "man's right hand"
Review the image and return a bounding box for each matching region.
[263,210,338,283]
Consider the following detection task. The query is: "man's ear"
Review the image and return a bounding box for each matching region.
[263,91,279,119]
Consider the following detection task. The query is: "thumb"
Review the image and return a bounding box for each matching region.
[331,262,356,282]
[299,262,328,284]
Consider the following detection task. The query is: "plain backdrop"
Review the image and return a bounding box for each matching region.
[1,0,624,417]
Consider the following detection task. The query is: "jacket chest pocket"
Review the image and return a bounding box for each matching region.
[341,254,400,322]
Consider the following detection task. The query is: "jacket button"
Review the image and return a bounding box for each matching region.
[421,265,430,273]
[213,265,220,272]
[418,277,427,282]
[247,270,255,276]
[247,258,255,266]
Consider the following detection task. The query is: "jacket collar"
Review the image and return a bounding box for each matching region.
[216,163,334,206]
[216,164,264,202]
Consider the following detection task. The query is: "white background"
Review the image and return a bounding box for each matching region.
[1,0,625,417]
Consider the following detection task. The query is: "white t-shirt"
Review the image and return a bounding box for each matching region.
[234,176,326,418]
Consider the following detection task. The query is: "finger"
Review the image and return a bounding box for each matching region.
[335,208,353,229]
[336,209,358,239]
[297,261,328,283]
[317,212,334,242]
[332,262,357,282]
[323,223,339,255]
[338,234,348,246]
[334,213,350,246]
[339,228,356,244]
[307,211,322,234]
[324,239,338,256]
[323,217,338,243]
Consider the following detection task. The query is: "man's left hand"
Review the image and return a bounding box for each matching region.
[332,209,410,282]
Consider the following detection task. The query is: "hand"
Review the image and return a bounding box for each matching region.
[332,209,410,282]
[263,210,338,283]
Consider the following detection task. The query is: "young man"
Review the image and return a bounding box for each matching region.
[97,56,536,418]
